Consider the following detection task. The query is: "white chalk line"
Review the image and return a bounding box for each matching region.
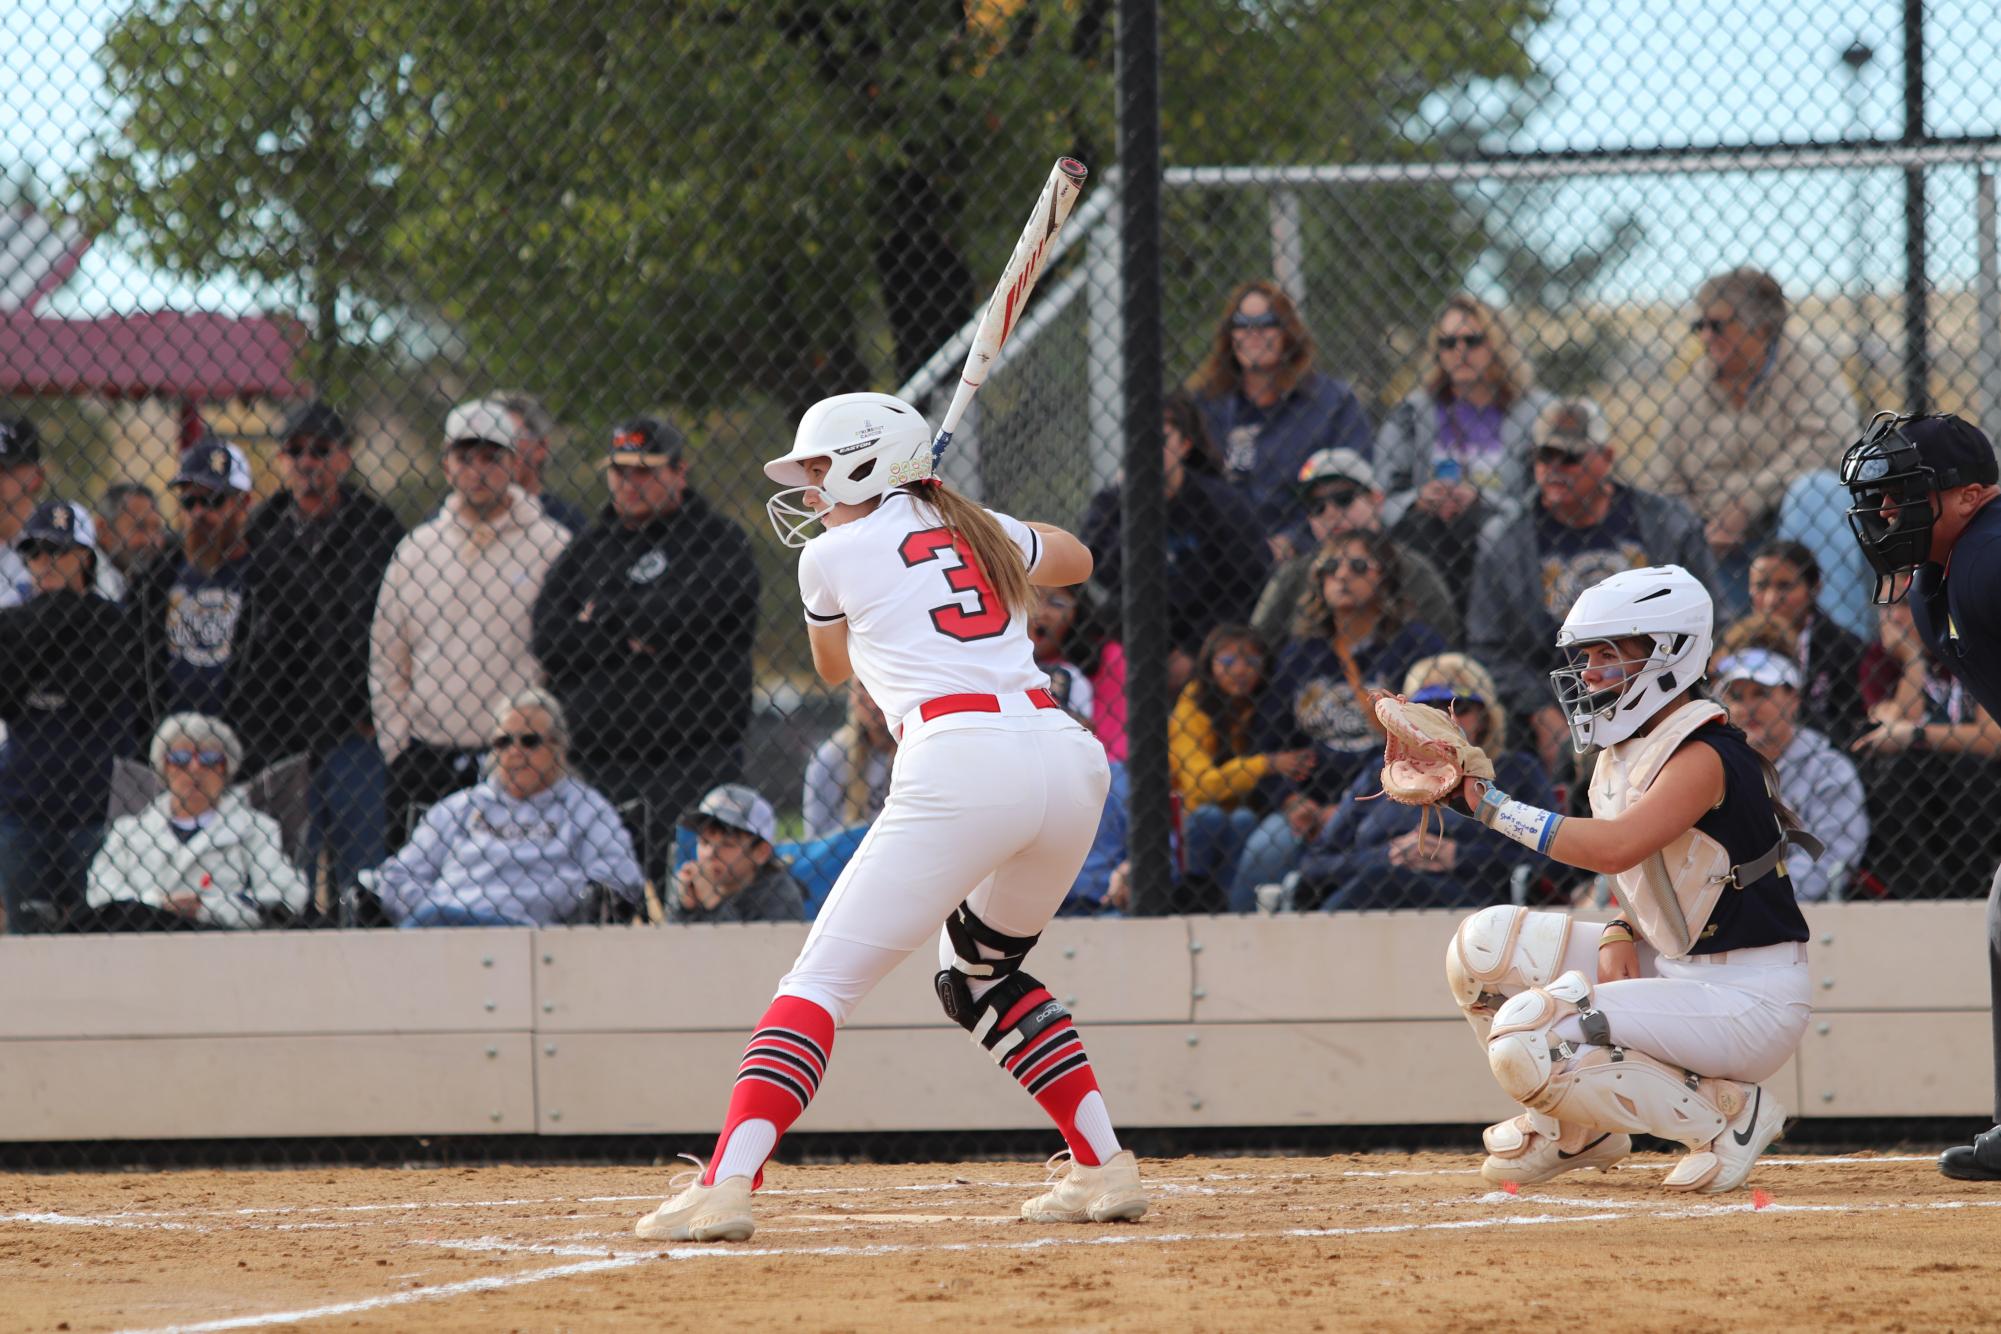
[6,1155,1922,1229]
[109,1254,651,1334]
[78,1179,2001,1334]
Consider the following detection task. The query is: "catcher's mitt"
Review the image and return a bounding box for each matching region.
[1373,692,1495,806]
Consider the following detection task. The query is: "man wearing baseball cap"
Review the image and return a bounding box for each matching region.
[0,499,139,932]
[1839,411,2001,1181]
[669,783,806,924]
[1250,445,1460,650]
[371,397,572,841]
[131,437,263,745]
[531,416,757,884]
[241,401,407,890]
[1465,397,1717,775]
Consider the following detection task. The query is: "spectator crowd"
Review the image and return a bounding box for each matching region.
[0,264,1994,934]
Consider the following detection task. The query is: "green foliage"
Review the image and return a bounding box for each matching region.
[66,0,1551,430]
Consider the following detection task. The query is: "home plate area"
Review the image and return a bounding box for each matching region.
[4,1153,1998,1331]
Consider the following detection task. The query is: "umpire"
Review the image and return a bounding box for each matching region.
[1840,411,2001,1180]
[531,417,758,883]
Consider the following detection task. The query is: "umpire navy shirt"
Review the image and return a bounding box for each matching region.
[1911,498,2001,720]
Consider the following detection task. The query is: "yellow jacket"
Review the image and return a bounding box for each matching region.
[1170,682,1271,808]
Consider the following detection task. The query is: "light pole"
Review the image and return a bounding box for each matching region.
[1841,38,1878,395]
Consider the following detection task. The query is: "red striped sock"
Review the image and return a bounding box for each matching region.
[996,987,1104,1167]
[704,995,835,1187]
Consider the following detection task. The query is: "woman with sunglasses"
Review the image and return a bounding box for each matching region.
[1170,624,1315,905]
[1643,267,1858,619]
[1289,653,1553,913]
[1375,294,1549,600]
[363,688,641,928]
[1229,531,1446,910]
[83,713,308,931]
[1187,281,1372,549]
[0,501,139,933]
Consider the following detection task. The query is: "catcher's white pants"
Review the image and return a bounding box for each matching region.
[775,712,1110,1026]
[1552,923,1812,1084]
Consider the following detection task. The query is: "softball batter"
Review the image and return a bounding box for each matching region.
[636,392,1146,1242]
[1441,564,1817,1192]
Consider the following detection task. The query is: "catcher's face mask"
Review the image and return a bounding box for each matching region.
[1840,411,1940,605]
[1548,637,1669,753]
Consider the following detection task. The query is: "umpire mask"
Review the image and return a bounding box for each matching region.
[1840,411,1949,605]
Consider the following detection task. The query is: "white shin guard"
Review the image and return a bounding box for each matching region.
[1446,905,1574,1043]
[1485,970,1748,1153]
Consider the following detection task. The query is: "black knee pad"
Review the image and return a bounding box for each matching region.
[934,966,1071,1066]
[940,900,1041,983]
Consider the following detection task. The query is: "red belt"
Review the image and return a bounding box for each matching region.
[917,688,1058,722]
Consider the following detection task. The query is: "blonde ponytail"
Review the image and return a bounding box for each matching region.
[902,482,1034,617]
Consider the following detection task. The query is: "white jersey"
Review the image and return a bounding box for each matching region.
[797,490,1050,725]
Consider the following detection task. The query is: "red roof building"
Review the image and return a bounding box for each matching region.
[0,208,307,447]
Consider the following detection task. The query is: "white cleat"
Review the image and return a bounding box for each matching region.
[1024,1152,1152,1224]
[634,1158,755,1242]
[1479,1114,1631,1185]
[1020,1149,1149,1224]
[1663,1083,1787,1194]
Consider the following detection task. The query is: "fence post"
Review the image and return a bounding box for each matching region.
[1117,0,1171,914]
[1087,172,1126,493]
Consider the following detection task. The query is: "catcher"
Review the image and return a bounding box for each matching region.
[1379,564,1819,1193]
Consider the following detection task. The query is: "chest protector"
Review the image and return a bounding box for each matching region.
[1588,700,1804,959]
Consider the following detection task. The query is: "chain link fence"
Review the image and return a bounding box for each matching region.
[1,1,1998,1161]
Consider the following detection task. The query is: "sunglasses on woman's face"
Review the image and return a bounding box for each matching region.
[1229,311,1282,330]
[1322,557,1377,576]
[165,748,227,769]
[17,540,72,560]
[1215,652,1263,670]
[491,732,546,752]
[1307,488,1362,515]
[1435,332,1487,351]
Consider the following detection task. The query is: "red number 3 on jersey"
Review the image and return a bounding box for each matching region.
[898,526,1010,642]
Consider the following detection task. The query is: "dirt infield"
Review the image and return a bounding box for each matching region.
[3,1151,1998,1332]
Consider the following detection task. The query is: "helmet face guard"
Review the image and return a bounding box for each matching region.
[1547,638,1677,755]
[1841,411,1940,605]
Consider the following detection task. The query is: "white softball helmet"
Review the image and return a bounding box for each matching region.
[763,392,935,547]
[1549,564,1714,753]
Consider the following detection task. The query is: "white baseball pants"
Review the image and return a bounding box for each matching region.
[775,712,1110,1025]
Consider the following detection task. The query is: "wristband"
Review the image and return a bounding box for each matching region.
[1473,784,1564,855]
[1908,724,1930,752]
[1598,927,1635,948]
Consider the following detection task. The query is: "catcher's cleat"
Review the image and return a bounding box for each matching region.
[1020,1149,1149,1223]
[634,1156,755,1242]
[1480,1114,1631,1185]
[1662,1084,1787,1194]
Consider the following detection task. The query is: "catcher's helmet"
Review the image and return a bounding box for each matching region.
[764,392,934,547]
[1839,410,1999,604]
[1548,564,1713,754]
